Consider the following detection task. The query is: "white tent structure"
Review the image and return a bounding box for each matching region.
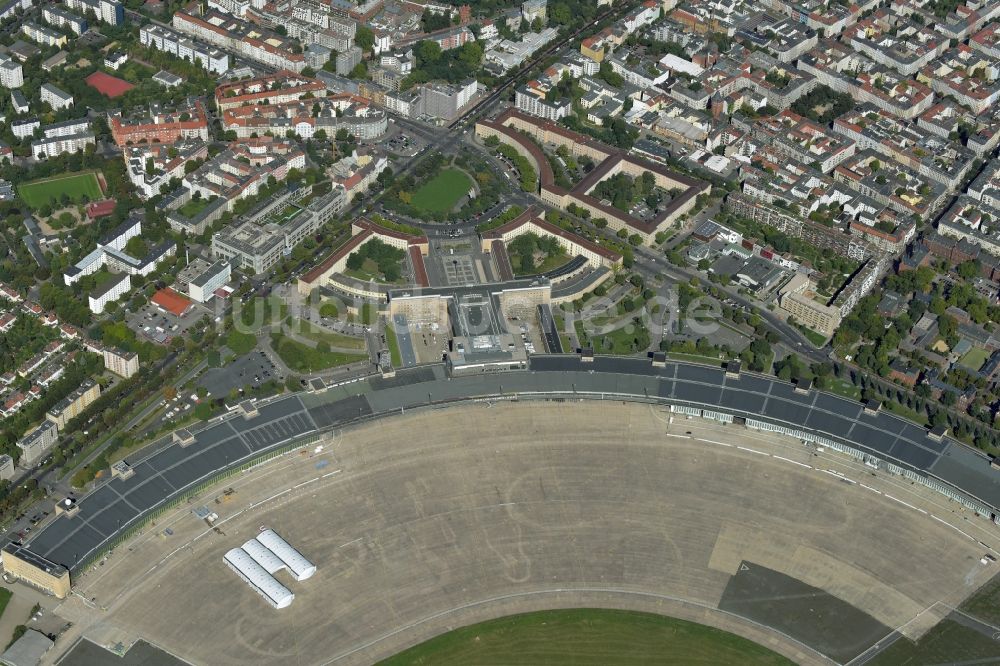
[223,548,294,609]
[242,538,286,575]
[256,529,316,581]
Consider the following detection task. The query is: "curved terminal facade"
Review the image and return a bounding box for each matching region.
[17,356,1000,589]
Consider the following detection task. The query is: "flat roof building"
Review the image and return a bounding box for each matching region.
[1,543,70,598]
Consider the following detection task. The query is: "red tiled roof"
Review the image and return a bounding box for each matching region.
[86,199,116,219]
[482,207,622,261]
[408,245,429,287]
[151,288,193,316]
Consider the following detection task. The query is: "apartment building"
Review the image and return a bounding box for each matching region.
[0,53,23,88]
[42,5,87,35]
[103,347,139,378]
[17,419,58,465]
[139,24,230,74]
[221,93,387,140]
[214,71,327,111]
[46,378,100,429]
[40,83,73,110]
[88,273,131,314]
[22,22,66,47]
[65,0,123,25]
[31,131,95,159]
[172,10,306,72]
[109,99,209,146]
[124,141,209,199]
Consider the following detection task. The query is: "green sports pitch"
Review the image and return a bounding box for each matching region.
[19,171,104,209]
[379,609,794,665]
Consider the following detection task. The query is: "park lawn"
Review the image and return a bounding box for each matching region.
[959,346,991,371]
[238,296,287,332]
[385,324,402,366]
[380,609,794,666]
[177,196,215,218]
[270,332,365,373]
[348,303,378,326]
[824,377,861,400]
[410,168,473,213]
[319,301,339,318]
[574,318,650,355]
[291,319,366,351]
[345,258,381,282]
[800,327,828,348]
[226,328,257,355]
[19,171,103,208]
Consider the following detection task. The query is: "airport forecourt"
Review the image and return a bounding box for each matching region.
[8,354,1000,662]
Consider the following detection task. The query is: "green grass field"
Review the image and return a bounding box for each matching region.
[19,171,103,209]
[379,609,794,666]
[574,318,651,355]
[385,324,401,367]
[411,168,473,213]
[959,346,991,371]
[871,619,1000,665]
[290,319,366,351]
[178,196,214,218]
[270,332,365,373]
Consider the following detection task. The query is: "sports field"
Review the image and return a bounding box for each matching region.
[411,168,473,213]
[19,171,104,209]
[379,609,794,665]
[959,346,991,371]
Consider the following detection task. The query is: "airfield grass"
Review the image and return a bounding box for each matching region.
[871,571,1000,664]
[410,168,472,213]
[379,609,795,666]
[19,171,103,208]
[870,620,1000,665]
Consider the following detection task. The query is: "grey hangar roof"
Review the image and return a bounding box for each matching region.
[22,356,1000,573]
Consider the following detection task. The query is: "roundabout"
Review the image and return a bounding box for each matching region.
[56,400,997,666]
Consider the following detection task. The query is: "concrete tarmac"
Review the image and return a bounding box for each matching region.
[47,402,997,666]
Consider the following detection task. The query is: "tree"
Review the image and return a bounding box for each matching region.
[355,25,375,52]
[416,40,442,64]
[348,61,368,79]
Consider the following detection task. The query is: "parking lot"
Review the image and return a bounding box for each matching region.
[197,350,281,398]
[382,126,422,157]
[125,299,208,344]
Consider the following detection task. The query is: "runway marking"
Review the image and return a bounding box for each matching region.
[931,514,979,542]
[666,433,690,439]
[772,455,811,469]
[820,469,844,478]
[698,438,732,448]
[736,446,767,455]
[294,478,319,489]
[883,493,927,513]
[321,469,343,479]
[248,488,290,509]
[859,483,882,494]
